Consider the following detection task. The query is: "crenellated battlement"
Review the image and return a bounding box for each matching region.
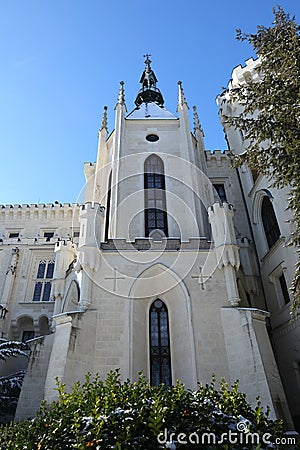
[205,150,230,168]
[55,240,76,251]
[216,57,261,114]
[208,202,234,214]
[80,202,105,213]
[0,236,77,246]
[205,150,230,161]
[230,57,261,88]
[0,203,80,221]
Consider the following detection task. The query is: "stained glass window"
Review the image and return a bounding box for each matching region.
[149,299,171,386]
[105,171,112,241]
[37,262,46,278]
[261,196,280,249]
[33,282,43,301]
[33,260,55,301]
[213,184,227,203]
[46,262,54,278]
[144,155,168,237]
[279,274,290,305]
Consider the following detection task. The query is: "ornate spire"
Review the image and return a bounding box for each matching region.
[193,105,204,135]
[135,55,164,106]
[177,81,188,108]
[117,81,125,105]
[99,106,108,132]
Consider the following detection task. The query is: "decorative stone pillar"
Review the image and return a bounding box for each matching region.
[52,240,76,315]
[110,82,126,237]
[43,313,80,404]
[0,247,19,336]
[77,203,104,311]
[208,203,240,306]
[1,247,19,308]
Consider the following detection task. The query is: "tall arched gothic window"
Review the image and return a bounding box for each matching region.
[104,171,112,241]
[261,196,280,249]
[149,299,172,386]
[144,155,168,237]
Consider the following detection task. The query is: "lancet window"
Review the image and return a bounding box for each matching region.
[144,155,168,237]
[261,196,280,249]
[104,171,112,241]
[149,299,171,386]
[32,260,55,302]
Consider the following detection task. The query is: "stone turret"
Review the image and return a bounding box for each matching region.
[77,202,104,310]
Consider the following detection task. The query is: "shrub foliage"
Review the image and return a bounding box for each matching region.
[0,370,25,423]
[0,370,298,449]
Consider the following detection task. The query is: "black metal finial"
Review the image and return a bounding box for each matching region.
[135,55,164,107]
[143,53,151,64]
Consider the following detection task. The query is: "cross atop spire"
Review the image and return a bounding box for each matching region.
[143,53,151,64]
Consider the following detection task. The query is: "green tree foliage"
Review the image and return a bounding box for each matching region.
[0,370,297,449]
[0,340,28,423]
[0,340,28,361]
[0,370,25,423]
[222,6,300,312]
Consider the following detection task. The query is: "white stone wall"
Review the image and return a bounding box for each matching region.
[221,307,292,426]
[0,203,80,370]
[15,334,54,421]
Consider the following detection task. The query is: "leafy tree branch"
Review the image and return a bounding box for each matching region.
[221,6,300,312]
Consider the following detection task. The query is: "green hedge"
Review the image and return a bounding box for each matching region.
[0,370,298,449]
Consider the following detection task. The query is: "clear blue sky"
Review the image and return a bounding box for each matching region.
[0,0,299,205]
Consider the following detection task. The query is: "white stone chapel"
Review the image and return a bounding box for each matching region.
[0,57,294,426]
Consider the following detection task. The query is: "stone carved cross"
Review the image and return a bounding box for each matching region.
[105,267,125,292]
[191,266,206,290]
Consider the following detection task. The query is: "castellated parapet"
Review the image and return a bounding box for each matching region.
[79,202,105,246]
[216,57,261,117]
[230,57,261,88]
[205,149,230,162]
[0,203,81,245]
[79,202,105,213]
[0,203,80,221]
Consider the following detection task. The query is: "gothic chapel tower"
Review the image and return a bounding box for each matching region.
[15,57,291,424]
